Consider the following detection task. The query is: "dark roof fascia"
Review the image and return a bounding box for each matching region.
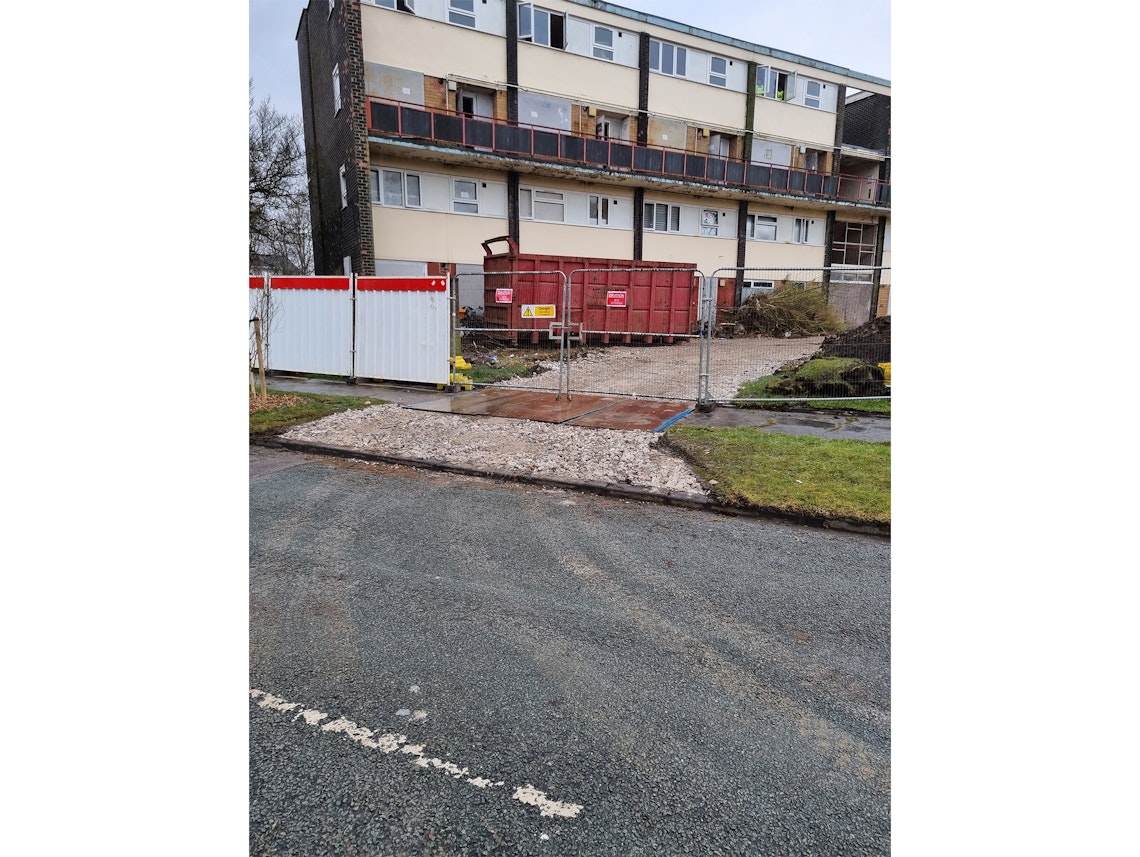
[565,0,890,89]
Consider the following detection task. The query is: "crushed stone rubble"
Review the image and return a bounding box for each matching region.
[282,404,709,497]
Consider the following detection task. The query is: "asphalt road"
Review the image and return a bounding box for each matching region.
[250,447,890,856]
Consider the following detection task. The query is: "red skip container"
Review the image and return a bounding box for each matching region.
[480,236,700,345]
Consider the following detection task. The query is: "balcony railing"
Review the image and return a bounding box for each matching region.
[368,98,890,206]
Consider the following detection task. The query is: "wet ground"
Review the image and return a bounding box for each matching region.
[255,374,890,442]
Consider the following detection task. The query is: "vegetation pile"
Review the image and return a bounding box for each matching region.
[733,285,846,337]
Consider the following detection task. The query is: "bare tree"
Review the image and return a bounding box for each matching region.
[249,83,311,274]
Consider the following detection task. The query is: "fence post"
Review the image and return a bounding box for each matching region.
[252,316,267,403]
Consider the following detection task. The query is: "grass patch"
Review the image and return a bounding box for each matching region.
[663,426,890,524]
[735,374,891,415]
[249,389,384,435]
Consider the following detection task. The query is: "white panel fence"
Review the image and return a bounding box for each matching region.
[248,275,451,386]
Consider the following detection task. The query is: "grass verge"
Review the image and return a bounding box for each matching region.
[250,389,385,435]
[662,426,890,525]
[735,374,891,415]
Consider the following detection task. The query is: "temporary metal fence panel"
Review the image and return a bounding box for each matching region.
[265,276,353,376]
[355,276,451,385]
[701,267,891,406]
[455,269,570,395]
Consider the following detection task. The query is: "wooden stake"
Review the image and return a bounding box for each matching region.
[252,317,267,402]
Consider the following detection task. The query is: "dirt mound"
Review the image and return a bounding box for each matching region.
[816,316,890,364]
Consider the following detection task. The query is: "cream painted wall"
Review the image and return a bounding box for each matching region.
[362,5,506,83]
[516,41,640,109]
[372,206,508,265]
[742,241,826,271]
[642,234,738,275]
[753,100,837,148]
[649,75,745,131]
[519,221,634,259]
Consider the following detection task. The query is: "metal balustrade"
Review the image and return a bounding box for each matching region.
[368,98,890,206]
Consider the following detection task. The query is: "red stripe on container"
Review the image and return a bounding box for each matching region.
[249,277,265,289]
[357,277,448,292]
[270,277,351,290]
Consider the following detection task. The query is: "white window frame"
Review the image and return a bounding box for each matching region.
[532,189,564,222]
[649,39,687,77]
[518,4,565,49]
[794,217,813,244]
[804,79,822,109]
[332,64,341,113]
[453,179,479,214]
[588,194,610,226]
[700,208,719,237]
[741,280,776,297]
[372,168,421,208]
[644,202,680,233]
[339,165,348,208]
[746,214,777,242]
[592,25,615,60]
[756,65,795,102]
[709,56,728,87]
[448,0,475,28]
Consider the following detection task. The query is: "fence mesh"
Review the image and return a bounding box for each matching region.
[450,265,889,405]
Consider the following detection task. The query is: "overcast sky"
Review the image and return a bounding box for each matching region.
[249,0,891,119]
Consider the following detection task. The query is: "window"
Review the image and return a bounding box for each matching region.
[756,65,795,101]
[649,39,686,76]
[369,0,412,8]
[709,56,727,87]
[700,208,719,236]
[803,149,821,171]
[708,133,730,158]
[746,214,777,241]
[593,26,614,60]
[588,195,610,226]
[644,202,680,232]
[741,280,776,299]
[794,217,813,244]
[369,0,396,7]
[520,188,564,222]
[804,80,822,109]
[372,169,421,207]
[332,64,341,113]
[518,4,565,49]
[339,165,348,208]
[448,0,475,27]
[453,179,479,214]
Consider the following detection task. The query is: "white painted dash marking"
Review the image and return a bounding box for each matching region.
[250,689,583,819]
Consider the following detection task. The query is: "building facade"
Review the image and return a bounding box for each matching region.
[296,0,891,316]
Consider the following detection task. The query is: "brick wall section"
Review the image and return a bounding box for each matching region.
[424,77,449,112]
[296,0,373,275]
[842,93,890,152]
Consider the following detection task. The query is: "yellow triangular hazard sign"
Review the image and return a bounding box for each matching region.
[522,306,534,317]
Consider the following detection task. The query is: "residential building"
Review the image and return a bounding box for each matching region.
[296,0,891,317]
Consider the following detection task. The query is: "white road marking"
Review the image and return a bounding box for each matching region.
[250,688,583,819]
[512,784,584,819]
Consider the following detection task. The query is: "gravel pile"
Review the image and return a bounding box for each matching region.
[282,404,708,496]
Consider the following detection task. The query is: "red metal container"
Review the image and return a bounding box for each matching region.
[480,236,699,345]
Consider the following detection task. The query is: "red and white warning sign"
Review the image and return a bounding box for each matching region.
[606,290,627,308]
[495,288,514,303]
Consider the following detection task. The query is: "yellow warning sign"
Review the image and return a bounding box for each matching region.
[521,304,556,318]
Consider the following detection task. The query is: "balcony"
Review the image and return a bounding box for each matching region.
[368,98,890,208]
